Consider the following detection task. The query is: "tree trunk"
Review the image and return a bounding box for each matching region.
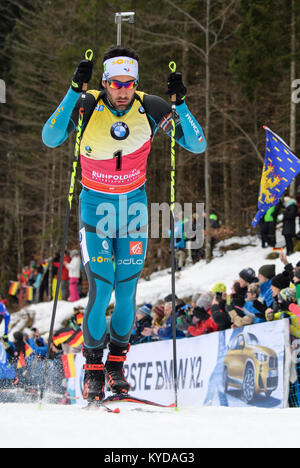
[204,0,211,262]
[289,0,296,197]
[223,97,230,226]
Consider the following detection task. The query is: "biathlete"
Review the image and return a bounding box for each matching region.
[42,45,206,404]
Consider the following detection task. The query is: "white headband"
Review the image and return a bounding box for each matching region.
[103,56,139,81]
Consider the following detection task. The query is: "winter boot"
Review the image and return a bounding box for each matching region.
[105,343,131,395]
[83,347,105,404]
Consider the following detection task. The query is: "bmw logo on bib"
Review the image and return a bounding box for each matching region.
[111,122,130,141]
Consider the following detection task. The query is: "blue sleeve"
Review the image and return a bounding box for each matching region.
[42,88,81,148]
[28,338,48,357]
[4,314,10,335]
[264,288,273,308]
[173,101,207,154]
[157,321,173,339]
[1,310,10,335]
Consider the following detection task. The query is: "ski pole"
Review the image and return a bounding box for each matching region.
[39,50,93,404]
[169,60,179,410]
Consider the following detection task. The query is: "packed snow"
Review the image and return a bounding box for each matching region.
[1,233,300,449]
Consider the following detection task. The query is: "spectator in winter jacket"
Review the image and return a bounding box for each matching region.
[279,250,300,282]
[53,251,70,301]
[152,305,165,327]
[227,282,256,328]
[282,196,298,256]
[176,303,194,335]
[293,269,300,305]
[238,267,258,289]
[28,328,48,357]
[266,286,300,338]
[0,303,10,337]
[265,271,291,321]
[187,306,218,336]
[52,252,63,301]
[257,264,275,309]
[228,268,259,312]
[131,305,153,345]
[259,204,281,248]
[196,291,214,311]
[210,286,231,331]
[242,282,266,325]
[65,250,81,302]
[146,299,185,340]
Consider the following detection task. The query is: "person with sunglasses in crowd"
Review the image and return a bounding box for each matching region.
[42,45,206,405]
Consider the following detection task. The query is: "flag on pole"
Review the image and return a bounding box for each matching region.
[8,281,19,296]
[66,330,84,348]
[17,352,26,369]
[53,329,74,347]
[25,343,34,359]
[26,286,34,302]
[252,126,300,227]
[61,354,76,379]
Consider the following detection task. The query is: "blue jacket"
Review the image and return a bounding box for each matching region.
[243,300,266,324]
[259,279,273,308]
[157,315,185,340]
[28,337,48,357]
[0,303,10,336]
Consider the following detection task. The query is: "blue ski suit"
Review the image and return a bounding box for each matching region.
[42,86,206,350]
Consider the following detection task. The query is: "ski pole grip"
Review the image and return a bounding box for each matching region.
[169,61,177,104]
[82,49,94,91]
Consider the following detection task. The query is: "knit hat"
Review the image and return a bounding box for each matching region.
[239,268,257,284]
[152,305,165,318]
[137,305,152,317]
[191,293,201,304]
[211,283,227,294]
[258,264,276,280]
[164,293,178,302]
[196,292,213,311]
[271,271,290,290]
[193,307,210,321]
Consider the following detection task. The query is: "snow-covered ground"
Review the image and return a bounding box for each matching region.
[1,233,300,448]
[1,403,300,448]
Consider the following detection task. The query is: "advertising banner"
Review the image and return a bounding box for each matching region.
[75,319,290,408]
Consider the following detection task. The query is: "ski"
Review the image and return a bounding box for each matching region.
[84,401,120,413]
[103,393,176,409]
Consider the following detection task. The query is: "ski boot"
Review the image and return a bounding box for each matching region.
[105,343,131,395]
[83,347,105,404]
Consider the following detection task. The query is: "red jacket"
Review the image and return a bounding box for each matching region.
[188,310,218,337]
[53,255,70,281]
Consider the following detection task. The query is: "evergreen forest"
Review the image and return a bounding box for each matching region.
[0,0,299,296]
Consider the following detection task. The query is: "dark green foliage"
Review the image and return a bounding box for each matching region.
[0,0,299,297]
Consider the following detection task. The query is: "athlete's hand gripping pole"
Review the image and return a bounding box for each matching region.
[39,50,94,405]
[168,61,179,411]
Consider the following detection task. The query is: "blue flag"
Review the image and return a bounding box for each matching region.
[252,126,300,227]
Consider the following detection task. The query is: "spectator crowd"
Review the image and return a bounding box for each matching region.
[1,191,300,404]
[131,252,300,346]
[1,250,300,404]
[6,249,86,308]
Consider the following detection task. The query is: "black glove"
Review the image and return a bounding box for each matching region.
[166,72,187,106]
[71,60,93,93]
